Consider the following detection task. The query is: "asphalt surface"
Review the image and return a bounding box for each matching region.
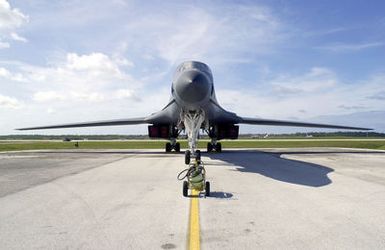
[0,148,384,249]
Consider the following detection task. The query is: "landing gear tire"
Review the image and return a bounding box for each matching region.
[165,142,172,152]
[216,142,222,153]
[175,142,180,152]
[183,181,188,197]
[205,181,210,197]
[185,150,191,165]
[195,150,201,161]
[207,142,213,152]
[207,142,222,152]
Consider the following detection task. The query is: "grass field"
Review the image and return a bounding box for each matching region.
[1,139,385,152]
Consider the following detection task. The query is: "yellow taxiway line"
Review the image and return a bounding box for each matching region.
[188,189,200,250]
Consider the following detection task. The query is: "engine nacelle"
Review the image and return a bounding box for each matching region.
[216,124,239,140]
[148,125,177,139]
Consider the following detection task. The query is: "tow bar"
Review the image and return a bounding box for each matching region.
[177,160,210,197]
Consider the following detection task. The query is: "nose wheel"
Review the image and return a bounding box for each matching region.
[184,150,201,165]
[185,150,191,164]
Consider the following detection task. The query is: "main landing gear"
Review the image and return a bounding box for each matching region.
[184,149,201,165]
[178,160,210,197]
[207,142,222,153]
[165,141,180,152]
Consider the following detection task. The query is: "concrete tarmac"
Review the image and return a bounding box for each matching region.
[0,148,384,249]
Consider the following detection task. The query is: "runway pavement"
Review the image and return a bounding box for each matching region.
[0,148,384,249]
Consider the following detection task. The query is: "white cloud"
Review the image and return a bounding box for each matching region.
[0,94,21,109]
[10,32,27,42]
[216,69,385,121]
[121,3,284,65]
[0,40,9,48]
[114,58,134,67]
[338,105,367,110]
[0,50,151,134]
[3,52,142,106]
[270,67,337,96]
[0,0,27,30]
[0,66,25,81]
[66,53,122,76]
[70,91,105,102]
[33,91,65,102]
[57,52,135,85]
[316,42,384,52]
[0,67,9,76]
[0,0,28,47]
[115,89,140,101]
[46,107,55,114]
[368,91,385,100]
[33,90,106,103]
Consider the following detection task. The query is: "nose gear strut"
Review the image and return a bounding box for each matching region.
[181,109,207,164]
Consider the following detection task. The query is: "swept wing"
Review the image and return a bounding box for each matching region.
[17,117,148,130]
[237,116,372,130]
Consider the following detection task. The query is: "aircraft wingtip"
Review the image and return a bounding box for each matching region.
[15,128,27,131]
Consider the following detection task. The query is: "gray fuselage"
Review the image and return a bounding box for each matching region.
[146,61,238,127]
[172,61,214,112]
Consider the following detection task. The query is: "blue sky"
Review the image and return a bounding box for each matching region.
[0,0,384,135]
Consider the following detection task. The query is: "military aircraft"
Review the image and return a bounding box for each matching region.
[18,61,371,164]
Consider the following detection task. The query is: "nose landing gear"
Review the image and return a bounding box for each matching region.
[184,149,201,164]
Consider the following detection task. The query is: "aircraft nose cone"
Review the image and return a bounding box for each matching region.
[175,71,210,103]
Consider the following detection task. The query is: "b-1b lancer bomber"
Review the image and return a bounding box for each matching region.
[18,61,371,164]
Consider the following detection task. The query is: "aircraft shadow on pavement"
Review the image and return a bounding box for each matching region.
[208,191,234,199]
[206,150,334,187]
[188,191,234,199]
